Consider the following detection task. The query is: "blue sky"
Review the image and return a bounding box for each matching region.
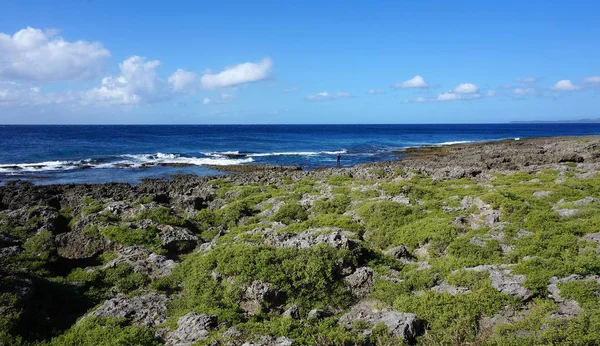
[0,0,598,124]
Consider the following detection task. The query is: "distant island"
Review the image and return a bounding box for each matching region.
[510,118,600,123]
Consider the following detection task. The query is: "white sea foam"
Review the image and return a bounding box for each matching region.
[0,153,254,174]
[246,149,347,157]
[119,153,254,166]
[434,141,474,146]
[0,160,80,173]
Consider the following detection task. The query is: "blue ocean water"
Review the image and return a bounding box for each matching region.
[1,124,600,185]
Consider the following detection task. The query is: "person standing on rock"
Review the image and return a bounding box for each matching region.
[337,153,341,167]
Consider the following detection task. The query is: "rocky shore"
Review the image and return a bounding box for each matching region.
[2,135,600,345]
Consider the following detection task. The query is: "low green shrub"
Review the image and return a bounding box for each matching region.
[271,203,309,224]
[101,225,161,246]
[49,316,160,346]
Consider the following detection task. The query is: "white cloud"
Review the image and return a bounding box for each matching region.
[551,79,581,91]
[0,27,110,82]
[168,69,197,92]
[436,92,463,101]
[306,91,352,101]
[453,83,480,94]
[516,77,536,83]
[513,87,536,96]
[0,82,75,107]
[487,90,496,97]
[283,87,299,93]
[393,75,429,89]
[367,89,385,94]
[203,93,234,105]
[82,56,165,105]
[584,76,600,86]
[201,58,272,89]
[404,96,427,103]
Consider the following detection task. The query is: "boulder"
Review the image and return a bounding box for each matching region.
[240,281,282,316]
[55,228,111,259]
[282,305,300,319]
[157,224,198,252]
[0,245,22,258]
[101,246,176,279]
[385,245,413,260]
[430,282,471,296]
[85,292,170,328]
[166,312,218,346]
[344,267,375,299]
[463,265,533,301]
[339,300,423,343]
[244,228,355,250]
[307,309,326,320]
[533,191,553,199]
[241,336,294,346]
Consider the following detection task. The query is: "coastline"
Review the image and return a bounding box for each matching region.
[2,134,600,345]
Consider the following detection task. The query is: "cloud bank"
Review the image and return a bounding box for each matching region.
[0,27,110,82]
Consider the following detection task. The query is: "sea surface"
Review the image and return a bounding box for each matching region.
[1,124,600,185]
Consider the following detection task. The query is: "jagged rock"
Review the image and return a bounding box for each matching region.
[479,307,530,332]
[101,246,176,279]
[222,326,243,340]
[4,206,67,235]
[344,267,375,299]
[451,196,501,230]
[553,197,599,217]
[55,227,112,259]
[282,305,300,319]
[384,245,413,260]
[548,275,600,319]
[166,312,218,346]
[555,209,579,218]
[157,224,198,252]
[307,309,326,320]
[430,282,471,296]
[85,292,170,328]
[559,153,584,163]
[0,232,18,247]
[339,300,423,342]
[241,336,294,346]
[240,281,282,316]
[104,201,132,216]
[0,245,22,258]
[581,232,600,243]
[517,229,533,238]
[463,265,533,301]
[244,228,355,250]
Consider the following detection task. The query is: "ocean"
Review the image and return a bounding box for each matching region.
[1,124,600,185]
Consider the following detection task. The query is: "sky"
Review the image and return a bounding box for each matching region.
[0,0,598,124]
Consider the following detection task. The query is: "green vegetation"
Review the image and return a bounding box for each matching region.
[50,317,160,346]
[135,206,185,226]
[271,203,309,224]
[3,159,600,344]
[170,244,355,324]
[101,225,161,246]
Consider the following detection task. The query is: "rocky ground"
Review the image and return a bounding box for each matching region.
[2,135,600,345]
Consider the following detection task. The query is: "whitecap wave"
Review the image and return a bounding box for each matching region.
[119,152,254,166]
[434,140,474,146]
[0,152,254,174]
[247,149,347,157]
[0,160,82,173]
